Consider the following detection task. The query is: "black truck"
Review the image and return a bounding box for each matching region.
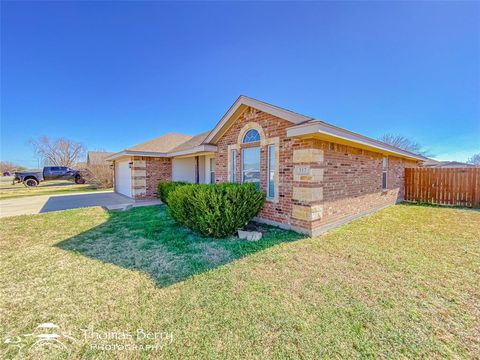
[13,166,86,187]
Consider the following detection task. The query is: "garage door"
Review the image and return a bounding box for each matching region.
[115,160,132,197]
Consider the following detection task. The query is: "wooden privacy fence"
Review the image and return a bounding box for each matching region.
[404,167,480,208]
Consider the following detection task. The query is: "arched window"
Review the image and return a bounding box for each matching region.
[243,129,260,143]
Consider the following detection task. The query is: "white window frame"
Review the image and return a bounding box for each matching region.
[243,129,261,144]
[209,158,215,184]
[382,157,388,190]
[267,144,275,199]
[231,149,237,183]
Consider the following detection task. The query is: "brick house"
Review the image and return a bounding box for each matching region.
[107,96,426,236]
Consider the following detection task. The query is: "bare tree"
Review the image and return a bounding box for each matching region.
[379,134,431,156]
[467,153,480,165]
[30,136,86,167]
[84,164,114,188]
[0,161,25,173]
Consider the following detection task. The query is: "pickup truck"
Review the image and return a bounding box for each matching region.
[13,166,86,187]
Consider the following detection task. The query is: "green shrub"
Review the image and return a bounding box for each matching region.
[157,181,189,205]
[168,183,266,237]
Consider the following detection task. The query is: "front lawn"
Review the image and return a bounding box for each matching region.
[0,204,478,358]
[0,178,104,200]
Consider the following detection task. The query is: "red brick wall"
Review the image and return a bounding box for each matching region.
[310,141,417,231]
[145,157,172,198]
[126,107,418,234]
[215,108,311,229]
[131,156,172,199]
[214,107,418,234]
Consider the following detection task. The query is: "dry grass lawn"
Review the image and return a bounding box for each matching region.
[0,204,478,359]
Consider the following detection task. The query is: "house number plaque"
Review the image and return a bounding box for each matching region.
[294,166,310,175]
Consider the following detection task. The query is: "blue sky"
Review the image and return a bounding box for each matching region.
[1,1,479,168]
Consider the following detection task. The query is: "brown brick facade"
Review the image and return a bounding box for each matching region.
[119,106,418,236]
[214,107,418,235]
[129,156,171,199]
[215,108,307,230]
[309,141,417,234]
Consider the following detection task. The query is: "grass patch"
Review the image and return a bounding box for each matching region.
[0,204,478,358]
[0,178,105,200]
[57,206,302,287]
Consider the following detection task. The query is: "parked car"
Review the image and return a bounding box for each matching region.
[13,166,86,187]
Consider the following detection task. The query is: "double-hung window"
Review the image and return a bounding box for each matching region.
[231,149,237,182]
[267,145,276,198]
[241,129,261,189]
[210,158,216,184]
[241,147,260,189]
[382,157,388,190]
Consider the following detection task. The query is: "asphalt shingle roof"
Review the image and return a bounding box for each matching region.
[127,133,193,153]
[170,131,211,153]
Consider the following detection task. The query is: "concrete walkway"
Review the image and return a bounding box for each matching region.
[0,190,161,218]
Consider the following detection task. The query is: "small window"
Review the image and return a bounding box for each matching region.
[382,157,388,190]
[242,147,260,188]
[210,158,215,184]
[231,149,237,182]
[243,129,260,144]
[267,145,276,198]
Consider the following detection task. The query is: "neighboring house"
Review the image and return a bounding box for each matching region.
[107,96,427,236]
[421,160,476,168]
[87,151,114,166]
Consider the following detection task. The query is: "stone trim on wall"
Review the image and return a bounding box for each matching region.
[293,166,324,182]
[292,148,324,163]
[292,187,323,202]
[132,158,147,198]
[291,148,325,224]
[291,204,324,221]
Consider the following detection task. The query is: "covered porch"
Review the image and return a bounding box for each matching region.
[171,153,216,185]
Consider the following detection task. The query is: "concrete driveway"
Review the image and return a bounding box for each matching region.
[0,190,161,218]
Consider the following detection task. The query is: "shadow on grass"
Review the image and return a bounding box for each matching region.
[56,205,305,288]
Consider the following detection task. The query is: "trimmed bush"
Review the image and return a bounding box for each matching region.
[168,183,266,237]
[157,181,189,205]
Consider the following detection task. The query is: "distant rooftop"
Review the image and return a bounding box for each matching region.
[87,151,114,165]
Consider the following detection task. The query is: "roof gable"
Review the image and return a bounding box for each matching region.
[204,95,312,144]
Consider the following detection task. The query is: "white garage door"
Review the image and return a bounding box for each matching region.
[115,160,132,197]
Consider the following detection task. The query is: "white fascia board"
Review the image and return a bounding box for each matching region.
[106,146,217,161]
[106,150,169,160]
[168,144,218,157]
[105,151,127,161]
[287,122,428,161]
[204,96,312,143]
